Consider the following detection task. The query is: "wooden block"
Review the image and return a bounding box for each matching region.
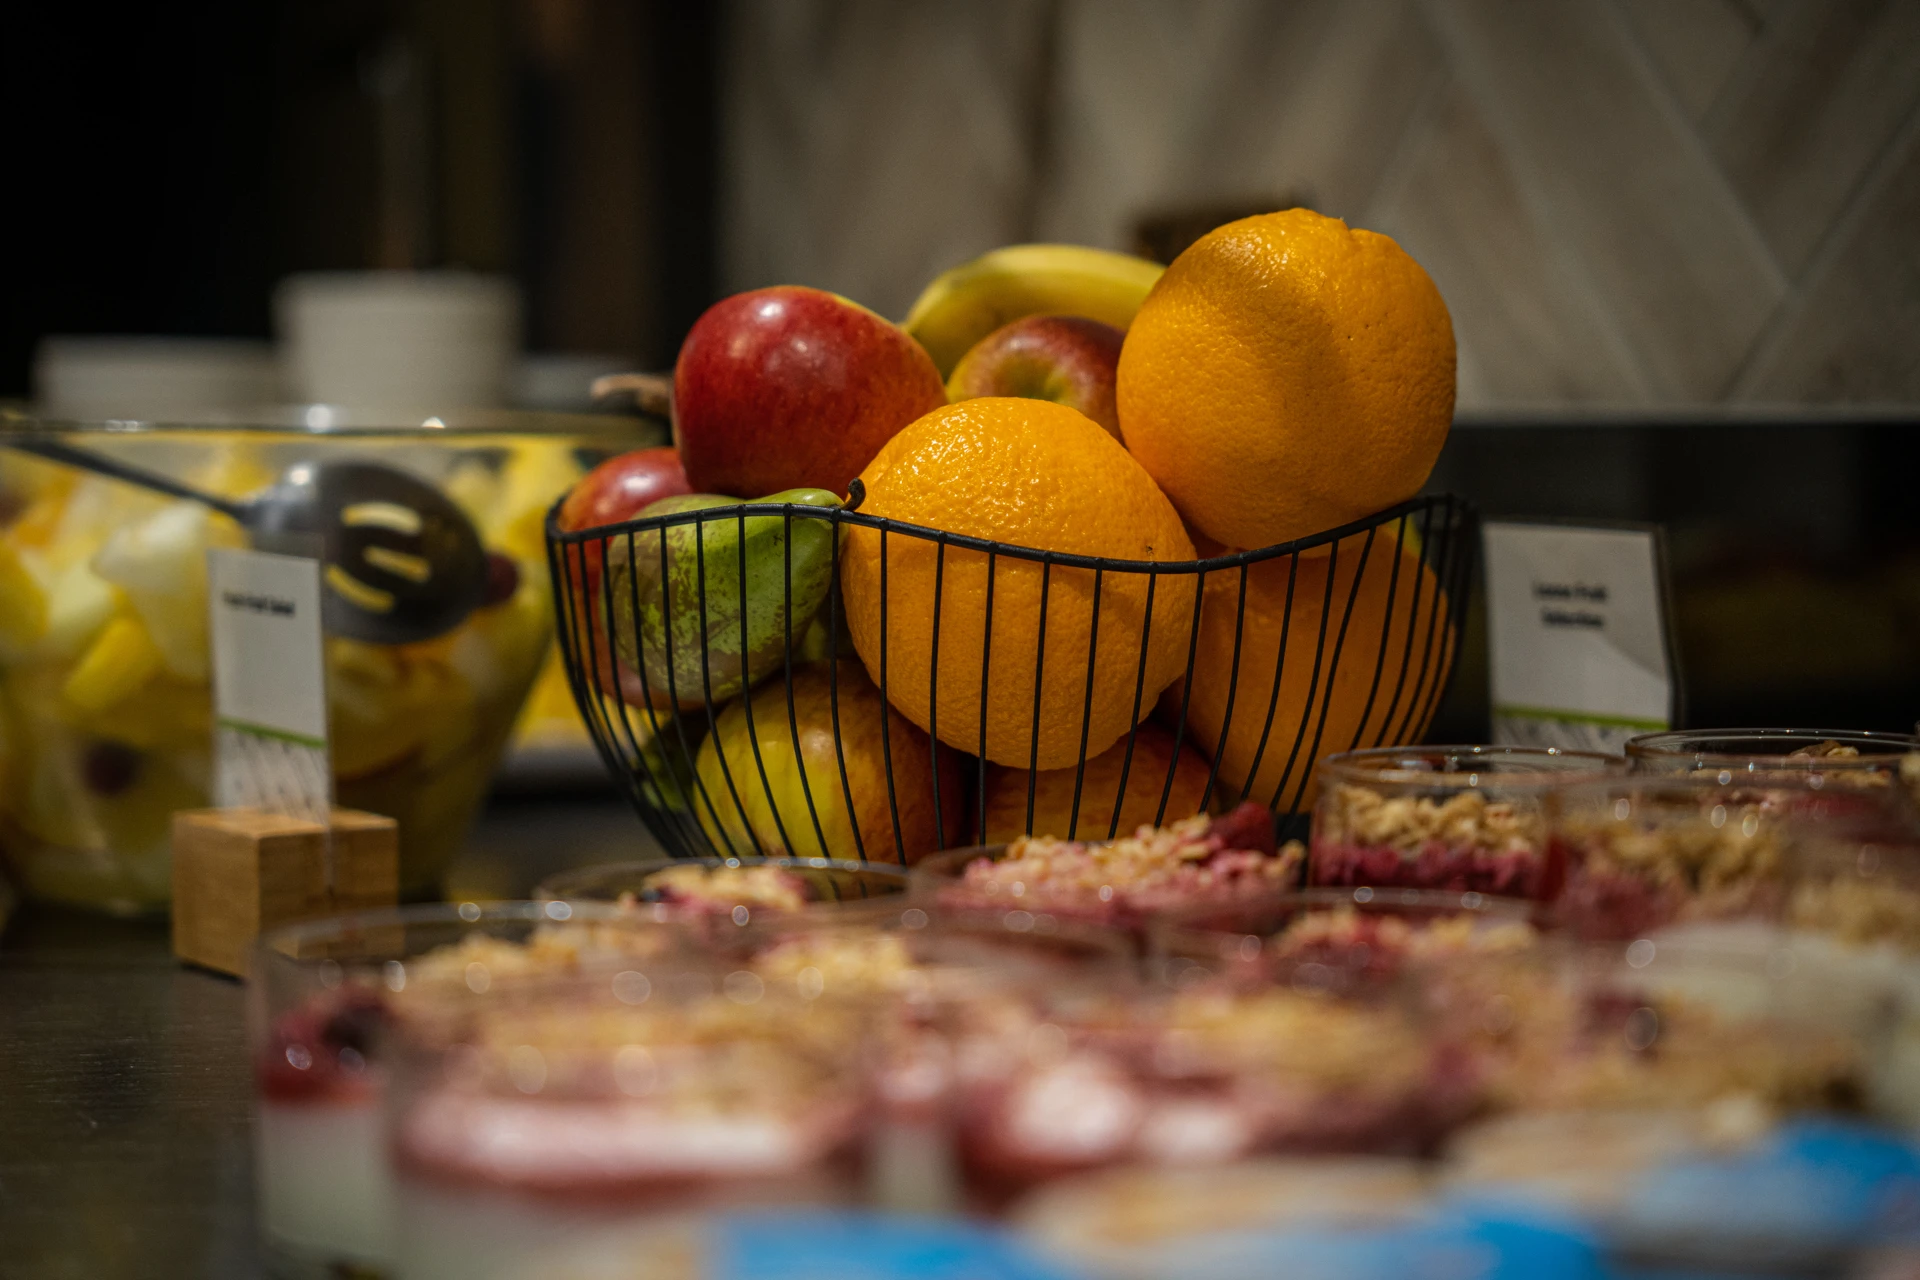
[170,809,399,978]
[327,810,403,913]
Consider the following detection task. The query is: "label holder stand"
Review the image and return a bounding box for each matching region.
[1482,517,1685,754]
[171,543,396,978]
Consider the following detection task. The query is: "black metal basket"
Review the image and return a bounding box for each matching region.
[547,492,1475,864]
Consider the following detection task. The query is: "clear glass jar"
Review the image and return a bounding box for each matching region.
[1627,728,1920,809]
[1147,885,1540,985]
[1438,933,1900,1274]
[0,411,646,911]
[1544,775,1803,940]
[250,900,686,1277]
[1310,745,1623,899]
[939,942,1453,1216]
[386,951,879,1280]
[535,855,911,916]
[909,804,1304,938]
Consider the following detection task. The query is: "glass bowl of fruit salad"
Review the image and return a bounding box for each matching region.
[1309,745,1624,900]
[0,412,645,913]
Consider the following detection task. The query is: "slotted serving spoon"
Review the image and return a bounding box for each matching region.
[6,438,487,644]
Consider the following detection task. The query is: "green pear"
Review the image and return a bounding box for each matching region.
[605,489,840,709]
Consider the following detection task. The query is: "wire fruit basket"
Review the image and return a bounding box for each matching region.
[547,492,1475,864]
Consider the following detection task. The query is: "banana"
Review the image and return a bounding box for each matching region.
[902,244,1165,377]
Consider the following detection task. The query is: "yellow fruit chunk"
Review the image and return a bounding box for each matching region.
[0,447,75,497]
[36,562,118,663]
[495,440,586,562]
[62,614,165,713]
[189,446,276,499]
[92,501,245,681]
[0,687,13,800]
[6,493,70,549]
[0,542,48,652]
[67,676,212,751]
[442,456,503,529]
[326,637,482,779]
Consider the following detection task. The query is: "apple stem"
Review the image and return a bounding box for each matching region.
[590,371,674,419]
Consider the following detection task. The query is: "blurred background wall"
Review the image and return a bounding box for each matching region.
[2,0,1916,730]
[6,0,1915,407]
[724,0,1920,412]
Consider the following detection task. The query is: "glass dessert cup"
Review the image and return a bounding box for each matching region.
[1011,1156,1439,1280]
[250,900,688,1278]
[386,960,880,1280]
[734,903,1136,1218]
[1626,728,1920,810]
[0,413,640,912]
[941,946,1460,1217]
[1653,801,1920,1126]
[1308,745,1623,900]
[1146,886,1540,987]
[535,855,911,920]
[1436,934,1905,1275]
[910,803,1304,942]
[1543,776,1803,940]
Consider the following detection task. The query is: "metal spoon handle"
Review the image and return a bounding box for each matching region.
[4,438,251,523]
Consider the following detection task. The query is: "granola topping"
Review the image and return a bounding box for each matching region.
[1319,785,1542,859]
[1789,877,1920,949]
[633,864,813,914]
[1564,806,1784,895]
[1271,907,1538,971]
[946,806,1302,924]
[1441,962,1865,1116]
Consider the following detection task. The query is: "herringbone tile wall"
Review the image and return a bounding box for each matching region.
[723,0,1920,412]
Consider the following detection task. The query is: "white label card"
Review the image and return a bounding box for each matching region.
[207,548,332,821]
[1482,521,1675,754]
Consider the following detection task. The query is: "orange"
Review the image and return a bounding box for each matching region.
[1116,209,1454,549]
[981,720,1213,844]
[840,398,1195,770]
[695,660,964,865]
[1173,529,1455,811]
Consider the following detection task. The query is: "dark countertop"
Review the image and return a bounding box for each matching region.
[0,792,661,1280]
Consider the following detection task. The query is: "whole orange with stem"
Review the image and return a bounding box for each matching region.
[1170,527,1455,811]
[981,719,1213,844]
[839,398,1195,771]
[1117,208,1454,549]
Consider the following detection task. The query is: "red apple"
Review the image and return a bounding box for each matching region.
[673,286,948,498]
[560,446,691,535]
[558,446,691,597]
[946,315,1124,438]
[557,447,691,707]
